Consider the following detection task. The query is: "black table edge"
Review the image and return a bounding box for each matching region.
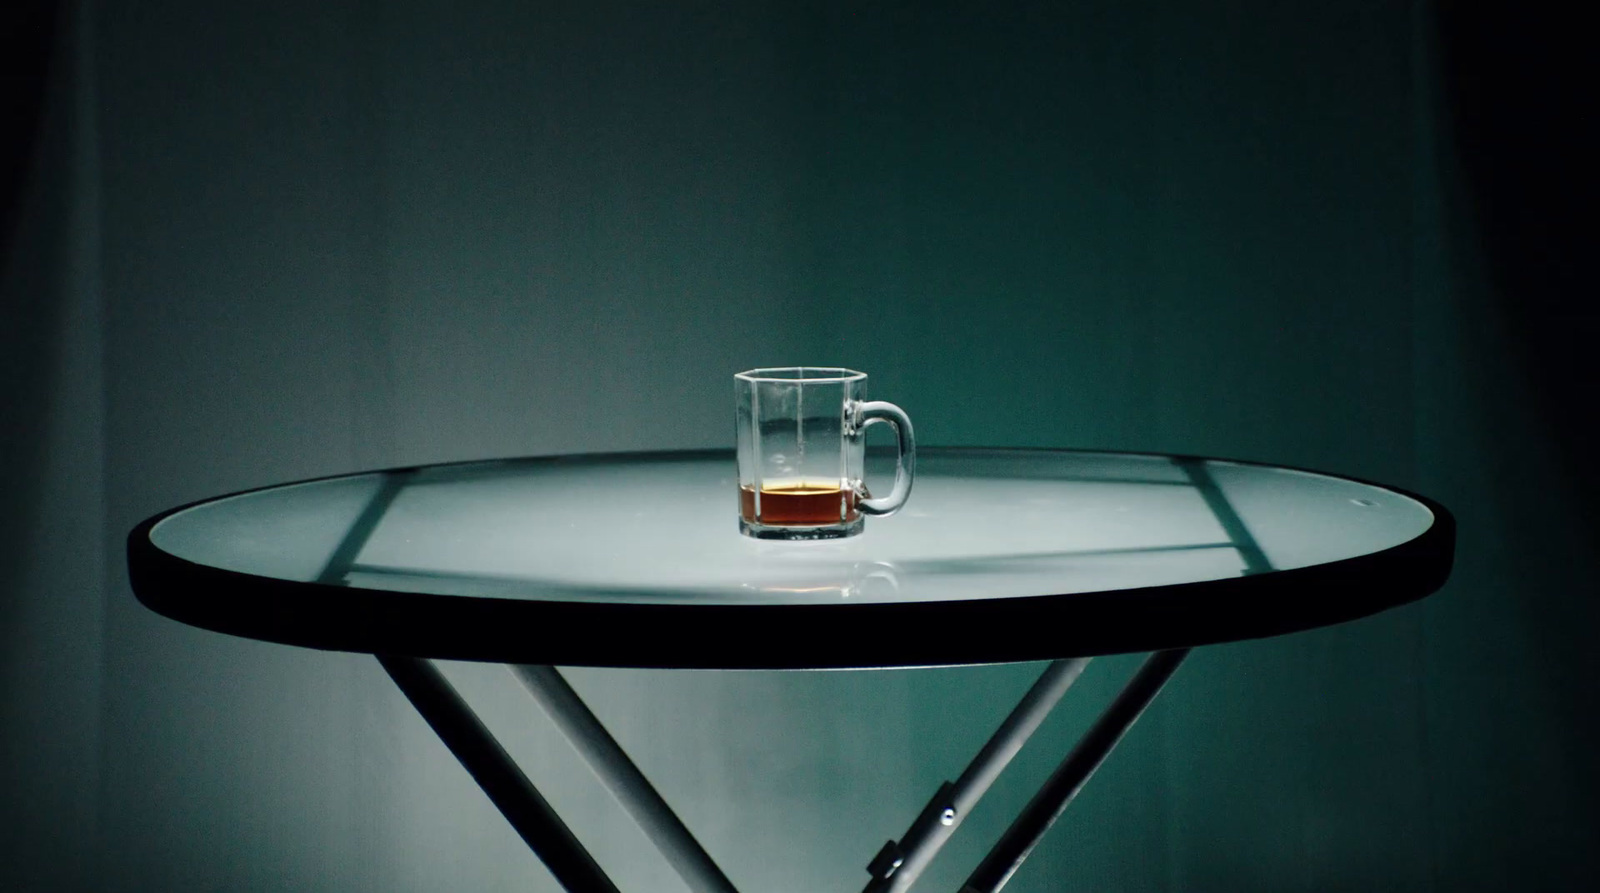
[127,447,1457,670]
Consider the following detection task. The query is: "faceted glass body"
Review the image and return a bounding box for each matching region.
[734,367,913,539]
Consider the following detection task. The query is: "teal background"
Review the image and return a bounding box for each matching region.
[3,1,1595,891]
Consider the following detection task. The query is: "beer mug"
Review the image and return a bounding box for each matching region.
[734,367,915,539]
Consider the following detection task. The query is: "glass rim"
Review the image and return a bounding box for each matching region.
[735,366,866,384]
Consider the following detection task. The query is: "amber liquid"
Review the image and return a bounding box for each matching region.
[740,481,859,526]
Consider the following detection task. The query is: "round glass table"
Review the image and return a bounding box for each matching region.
[127,448,1454,893]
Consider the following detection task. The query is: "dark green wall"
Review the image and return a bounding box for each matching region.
[3,1,1595,891]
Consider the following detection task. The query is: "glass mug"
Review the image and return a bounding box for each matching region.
[735,367,915,539]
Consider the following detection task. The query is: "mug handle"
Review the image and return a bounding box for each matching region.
[855,401,916,516]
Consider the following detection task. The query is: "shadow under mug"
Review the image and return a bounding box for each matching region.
[735,367,915,540]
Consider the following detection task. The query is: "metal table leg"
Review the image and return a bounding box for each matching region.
[378,654,622,893]
[958,648,1190,893]
[511,664,739,893]
[384,648,1185,893]
[863,657,1093,893]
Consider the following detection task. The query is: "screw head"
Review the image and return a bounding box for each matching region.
[939,807,957,826]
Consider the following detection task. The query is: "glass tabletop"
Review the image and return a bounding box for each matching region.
[148,448,1436,607]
